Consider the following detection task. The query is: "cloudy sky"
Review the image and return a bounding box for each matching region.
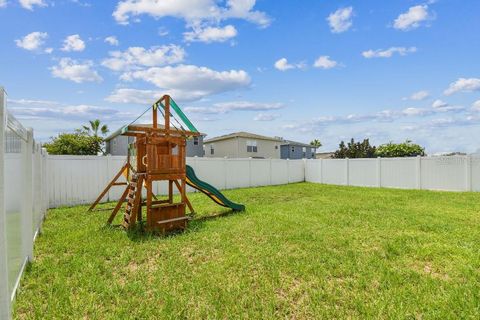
[1,0,480,153]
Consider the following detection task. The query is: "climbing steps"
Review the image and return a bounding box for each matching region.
[122,174,143,229]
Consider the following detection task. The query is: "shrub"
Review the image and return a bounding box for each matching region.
[375,140,425,158]
[332,138,376,158]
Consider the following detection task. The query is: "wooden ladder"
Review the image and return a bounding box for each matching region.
[122,174,143,229]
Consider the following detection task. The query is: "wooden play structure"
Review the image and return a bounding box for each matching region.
[88,95,244,233]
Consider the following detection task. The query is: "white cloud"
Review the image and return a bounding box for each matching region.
[102,45,185,71]
[327,7,353,33]
[50,58,103,83]
[0,0,7,8]
[120,64,250,101]
[185,101,283,115]
[403,90,429,101]
[432,99,448,109]
[274,58,293,71]
[19,0,46,10]
[104,36,119,46]
[274,58,305,71]
[184,25,237,43]
[15,31,48,51]
[444,78,480,95]
[61,34,86,52]
[113,0,271,27]
[362,46,417,58]
[8,99,133,122]
[402,108,432,116]
[254,113,280,121]
[393,5,432,31]
[105,88,162,104]
[472,100,480,112]
[431,99,465,112]
[313,56,338,69]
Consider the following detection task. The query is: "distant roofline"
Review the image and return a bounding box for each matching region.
[281,140,316,148]
[204,131,283,143]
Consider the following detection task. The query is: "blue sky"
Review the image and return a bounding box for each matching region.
[1,0,480,154]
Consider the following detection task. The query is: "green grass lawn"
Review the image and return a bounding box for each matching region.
[14,183,480,319]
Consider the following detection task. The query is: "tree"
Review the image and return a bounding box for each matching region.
[375,140,425,158]
[83,119,109,137]
[44,130,103,155]
[332,138,376,158]
[310,139,322,148]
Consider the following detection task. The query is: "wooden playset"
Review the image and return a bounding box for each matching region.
[88,95,244,233]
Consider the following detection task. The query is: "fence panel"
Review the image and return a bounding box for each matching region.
[270,159,288,185]
[305,159,322,183]
[421,157,466,191]
[47,156,109,207]
[288,160,305,183]
[472,156,480,192]
[348,159,377,187]
[1,88,48,319]
[322,159,347,185]
[250,159,271,186]
[380,157,417,189]
[225,159,250,189]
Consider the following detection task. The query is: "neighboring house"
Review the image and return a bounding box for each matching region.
[105,124,206,157]
[316,152,335,159]
[280,140,317,159]
[203,132,283,159]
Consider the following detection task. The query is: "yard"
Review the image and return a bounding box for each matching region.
[13,183,480,319]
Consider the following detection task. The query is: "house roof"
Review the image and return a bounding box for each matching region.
[281,140,315,148]
[204,131,283,143]
[105,123,206,141]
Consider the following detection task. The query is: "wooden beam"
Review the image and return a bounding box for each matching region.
[174,180,194,214]
[125,125,201,137]
[107,185,129,224]
[88,163,127,211]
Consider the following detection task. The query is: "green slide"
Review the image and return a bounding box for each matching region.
[186,165,245,212]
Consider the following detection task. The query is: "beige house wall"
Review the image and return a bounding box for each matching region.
[204,137,281,159]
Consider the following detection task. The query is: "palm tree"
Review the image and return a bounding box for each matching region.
[83,119,109,137]
[310,139,322,148]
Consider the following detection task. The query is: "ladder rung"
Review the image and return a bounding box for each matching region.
[156,216,190,225]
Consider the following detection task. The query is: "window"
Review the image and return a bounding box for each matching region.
[210,144,214,155]
[302,147,306,153]
[291,146,295,153]
[246,140,258,153]
[193,136,199,145]
[275,145,278,150]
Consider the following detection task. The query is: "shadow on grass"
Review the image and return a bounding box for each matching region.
[100,209,245,242]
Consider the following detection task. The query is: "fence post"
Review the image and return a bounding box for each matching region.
[465,155,472,191]
[269,159,272,185]
[286,159,290,184]
[21,129,34,262]
[320,158,323,183]
[345,158,349,185]
[0,87,11,319]
[376,157,381,187]
[416,156,422,189]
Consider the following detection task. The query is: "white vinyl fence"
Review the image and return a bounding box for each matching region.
[47,156,306,207]
[305,156,480,192]
[0,88,48,319]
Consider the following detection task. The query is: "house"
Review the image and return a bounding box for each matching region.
[280,140,317,159]
[203,131,283,159]
[105,124,206,157]
[316,152,335,159]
